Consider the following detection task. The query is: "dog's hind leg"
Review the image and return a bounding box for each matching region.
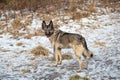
[82,52,89,70]
[76,54,82,72]
[73,45,84,72]
[85,57,89,70]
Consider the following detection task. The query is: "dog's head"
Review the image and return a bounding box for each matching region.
[42,20,54,37]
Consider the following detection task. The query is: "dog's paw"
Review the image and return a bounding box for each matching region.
[77,69,82,72]
[54,64,58,67]
[58,61,62,65]
[85,67,88,70]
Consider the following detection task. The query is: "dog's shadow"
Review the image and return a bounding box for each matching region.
[49,56,89,72]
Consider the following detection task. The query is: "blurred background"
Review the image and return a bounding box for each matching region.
[0,0,119,20]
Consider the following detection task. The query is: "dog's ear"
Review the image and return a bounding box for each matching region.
[49,20,53,28]
[42,20,46,30]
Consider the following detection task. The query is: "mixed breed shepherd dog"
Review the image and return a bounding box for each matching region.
[42,20,93,72]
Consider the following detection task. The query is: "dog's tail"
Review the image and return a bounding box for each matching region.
[88,50,93,58]
[82,37,93,58]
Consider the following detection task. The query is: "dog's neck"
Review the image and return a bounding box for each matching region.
[47,29,61,47]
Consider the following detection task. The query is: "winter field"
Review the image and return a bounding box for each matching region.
[0,1,120,80]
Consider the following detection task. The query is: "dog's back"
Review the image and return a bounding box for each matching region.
[55,30,84,47]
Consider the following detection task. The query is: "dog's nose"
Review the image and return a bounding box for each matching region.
[45,32,50,35]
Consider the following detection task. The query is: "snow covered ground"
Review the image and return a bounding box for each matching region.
[0,12,120,80]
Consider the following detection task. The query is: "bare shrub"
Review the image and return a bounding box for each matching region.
[6,16,32,38]
[1,49,10,52]
[23,18,32,27]
[7,18,23,38]
[21,69,31,74]
[0,22,5,34]
[94,41,106,47]
[25,29,44,39]
[72,11,90,20]
[16,42,23,46]
[88,2,96,13]
[31,45,49,56]
[70,74,90,80]
[68,0,92,20]
[11,18,23,29]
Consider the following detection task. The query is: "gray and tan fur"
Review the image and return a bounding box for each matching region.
[42,20,93,72]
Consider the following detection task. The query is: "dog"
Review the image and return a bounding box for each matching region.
[42,20,93,72]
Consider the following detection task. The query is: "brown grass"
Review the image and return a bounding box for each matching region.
[11,17,32,30]
[94,41,106,47]
[0,22,5,30]
[7,18,22,38]
[21,69,31,74]
[11,18,23,29]
[16,42,23,46]
[1,49,10,52]
[1,0,119,38]
[70,74,90,80]
[23,18,32,27]
[5,16,32,38]
[31,45,49,56]
[89,2,96,13]
[0,22,6,34]
[25,29,45,39]
[72,11,90,20]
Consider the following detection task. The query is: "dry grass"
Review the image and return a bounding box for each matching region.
[94,41,106,47]
[7,18,23,38]
[25,29,45,39]
[70,74,90,80]
[28,57,36,60]
[21,69,31,74]
[11,17,32,30]
[0,22,5,30]
[89,2,96,13]
[11,18,23,30]
[0,22,6,34]
[72,11,90,20]
[6,63,12,67]
[23,18,32,27]
[31,45,49,56]
[16,42,23,46]
[1,0,119,38]
[5,16,32,39]
[1,49,10,52]
[68,0,97,20]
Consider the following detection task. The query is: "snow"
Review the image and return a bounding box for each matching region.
[27,18,42,34]
[0,12,120,80]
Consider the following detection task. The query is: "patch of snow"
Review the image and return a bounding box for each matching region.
[0,12,120,80]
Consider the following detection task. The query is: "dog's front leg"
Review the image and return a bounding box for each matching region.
[54,46,59,67]
[58,48,62,65]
